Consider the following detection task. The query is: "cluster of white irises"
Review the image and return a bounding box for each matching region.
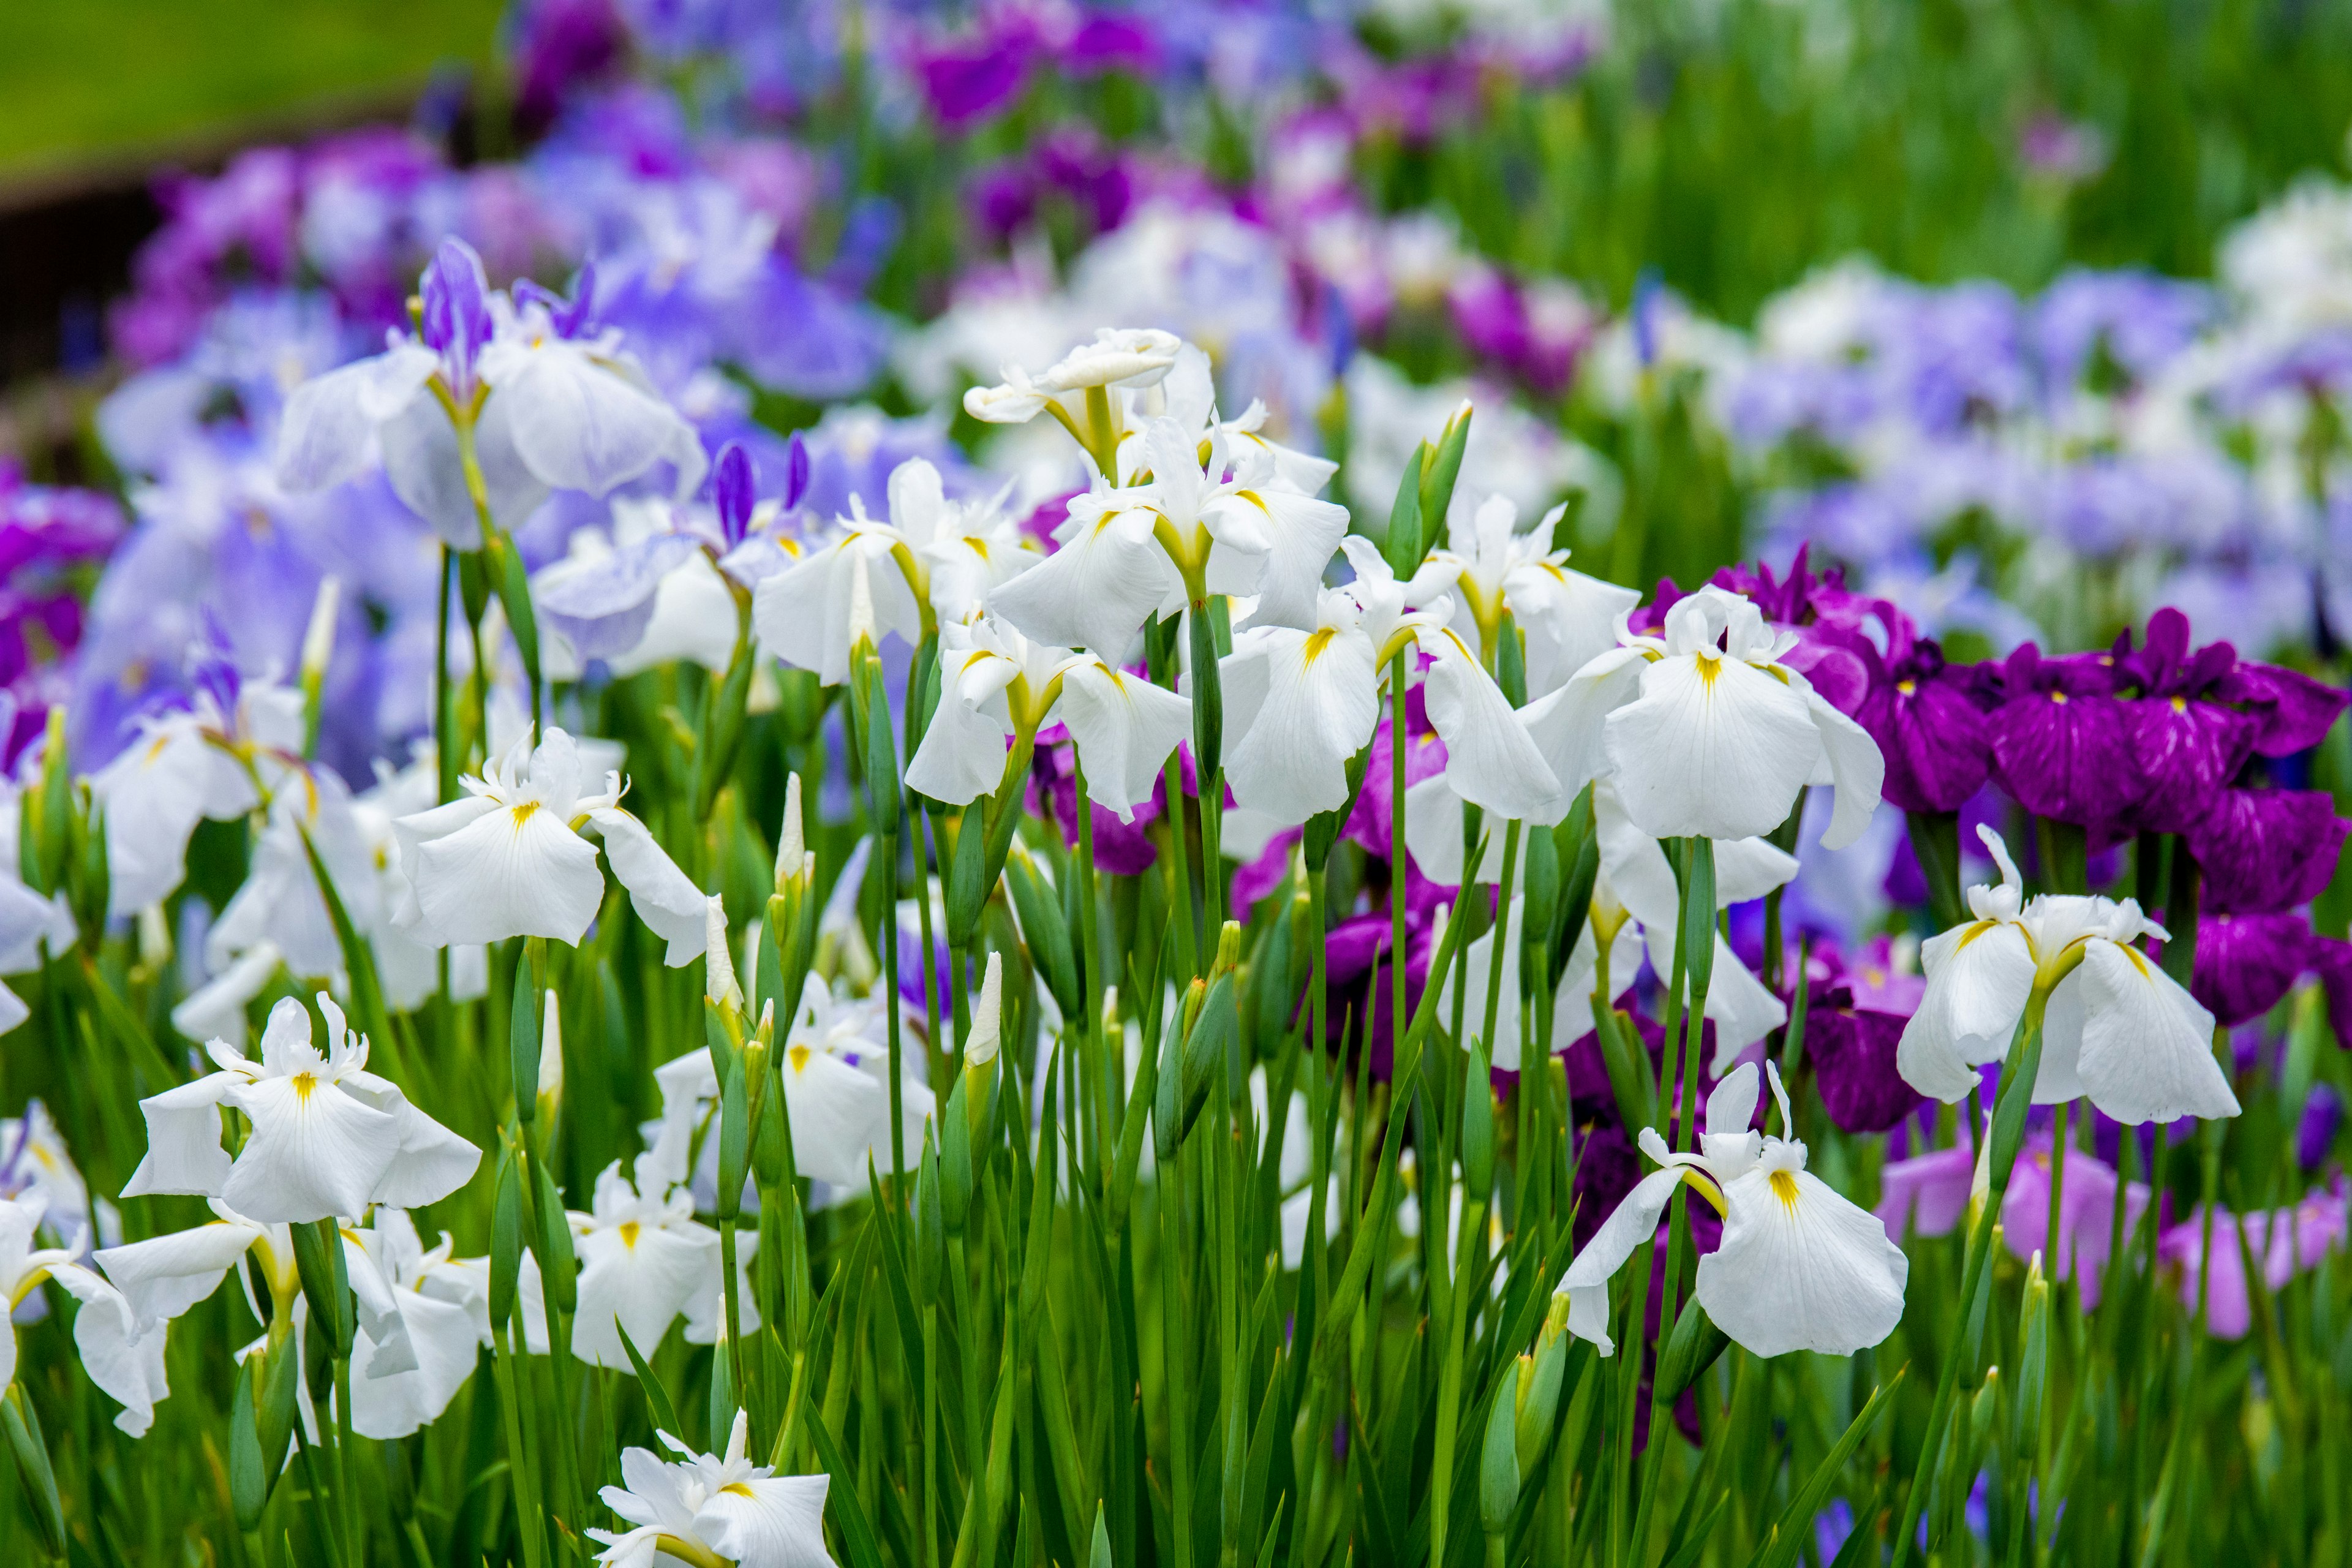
[5,317,2256,1567]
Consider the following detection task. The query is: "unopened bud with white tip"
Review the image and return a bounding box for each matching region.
[965,951,1003,1069]
[775,772,810,892]
[300,575,343,686]
[704,895,741,1009]
[537,988,565,1123]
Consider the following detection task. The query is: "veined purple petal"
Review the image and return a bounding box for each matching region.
[1988,644,2139,826]
[2126,695,2253,833]
[2220,662,2350,757]
[711,442,755,548]
[1806,995,1926,1133]
[2191,910,2316,1027]
[1861,663,1989,813]
[420,238,492,398]
[2185,787,2348,914]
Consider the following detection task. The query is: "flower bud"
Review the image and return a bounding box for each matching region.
[775,773,811,893]
[704,895,742,1011]
[965,951,1003,1069]
[300,576,342,688]
[536,989,565,1129]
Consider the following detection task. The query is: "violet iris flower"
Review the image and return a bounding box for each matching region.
[1985,642,2141,826]
[1799,937,1928,1134]
[2185,788,2347,914]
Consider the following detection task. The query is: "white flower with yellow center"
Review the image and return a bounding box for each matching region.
[3,1196,167,1434]
[1427,494,1639,693]
[1898,826,2239,1125]
[1555,1061,1908,1359]
[1523,584,1884,847]
[123,995,477,1225]
[588,1408,838,1568]
[391,725,707,963]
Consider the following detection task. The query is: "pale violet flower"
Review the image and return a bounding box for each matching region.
[1898,827,2239,1125]
[275,241,706,549]
[1556,1062,1908,1359]
[1524,584,1885,847]
[535,498,745,680]
[123,995,478,1224]
[588,1408,837,1568]
[905,613,1191,822]
[391,726,707,965]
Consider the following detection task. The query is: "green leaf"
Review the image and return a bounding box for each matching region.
[1384,440,1428,580]
[292,1216,352,1357]
[532,1155,579,1316]
[1655,1295,1731,1404]
[4,1385,67,1556]
[509,957,541,1126]
[490,1151,523,1334]
[1752,1368,1905,1568]
[614,1321,683,1441]
[806,1398,891,1568]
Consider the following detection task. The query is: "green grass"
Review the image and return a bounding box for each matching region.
[0,0,504,185]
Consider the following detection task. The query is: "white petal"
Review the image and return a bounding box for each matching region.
[695,1474,839,1568]
[274,345,436,493]
[1555,1166,1684,1355]
[1054,663,1191,821]
[1220,625,1380,826]
[1435,896,1526,1070]
[780,1047,892,1188]
[49,1264,171,1436]
[342,1076,481,1208]
[121,1074,237,1200]
[492,345,703,498]
[381,392,550,550]
[222,1077,404,1224]
[351,1291,483,1439]
[1517,645,1646,806]
[1899,921,2034,1102]
[2070,939,2239,1123]
[1698,1163,1909,1357]
[1555,917,1645,1008]
[1507,562,1642,697]
[1602,654,1819,842]
[574,1225,717,1371]
[986,504,1172,658]
[590,810,709,967]
[1712,837,1800,905]
[1415,627,1561,823]
[1401,774,1468,884]
[400,796,606,947]
[1697,940,1789,1073]
[1802,687,1886,852]
[94,1219,259,1325]
[904,688,1013,807]
[1223,487,1347,632]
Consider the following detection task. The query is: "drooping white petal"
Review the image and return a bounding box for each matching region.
[574,1223,719,1372]
[119,1074,237,1200]
[753,537,918,688]
[1054,662,1191,822]
[985,499,1172,659]
[1221,485,1347,633]
[1698,1151,1909,1358]
[222,1071,404,1224]
[1219,617,1380,826]
[94,1216,263,1325]
[1555,914,1646,1007]
[1507,560,1642,698]
[1517,645,1648,807]
[1414,626,1562,823]
[903,678,1014,807]
[380,389,550,550]
[2068,938,2239,1123]
[48,1263,171,1436]
[273,343,437,493]
[398,794,606,946]
[779,1044,892,1188]
[589,809,709,966]
[340,1074,481,1210]
[1801,686,1887,851]
[1898,921,2035,1102]
[694,1474,839,1568]
[350,1287,483,1439]
[1603,652,1820,842]
[1555,1166,1686,1355]
[486,341,707,498]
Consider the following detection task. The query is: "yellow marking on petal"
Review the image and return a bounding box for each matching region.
[1896,679,1917,695]
[2169,695,2187,714]
[1302,628,1338,665]
[2120,944,2152,978]
[1679,1169,1728,1216]
[722,1483,758,1500]
[618,1221,641,1250]
[511,801,541,831]
[1770,1169,1801,1210]
[970,537,990,560]
[2050,691,2069,706]
[1694,652,1721,688]
[291,1073,318,1102]
[1953,921,1997,950]
[145,733,173,764]
[788,1043,811,1072]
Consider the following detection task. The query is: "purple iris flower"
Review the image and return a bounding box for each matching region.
[419,238,494,400]
[2299,1084,2343,1170]
[1798,937,1927,1134]
[2217,661,2350,758]
[2160,1188,2348,1340]
[1028,736,1160,876]
[1986,642,2141,827]
[2191,910,2328,1027]
[513,261,599,341]
[2185,788,2349,914]
[2109,608,2256,832]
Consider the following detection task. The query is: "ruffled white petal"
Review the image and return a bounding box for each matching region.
[1219,619,1380,826]
[1698,1157,1909,1357]
[273,343,437,493]
[1054,662,1191,821]
[695,1474,839,1568]
[589,809,709,967]
[1604,653,1819,842]
[94,1217,263,1325]
[1899,921,2035,1102]
[985,501,1172,659]
[49,1263,171,1436]
[1802,686,1886,851]
[1517,645,1647,807]
[489,342,707,497]
[1554,1166,1685,1355]
[904,681,1013,806]
[2070,938,2239,1123]
[780,1046,892,1188]
[1415,627,1562,823]
[120,1073,238,1200]
[222,1071,404,1224]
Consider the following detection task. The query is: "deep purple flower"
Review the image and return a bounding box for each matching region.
[2111,609,2256,832]
[1800,938,1927,1134]
[1029,737,1160,876]
[915,21,1038,130]
[511,0,625,132]
[2192,910,2322,1027]
[1061,12,1161,76]
[1857,628,1991,814]
[2185,788,2348,914]
[2217,662,2350,758]
[1709,546,1883,716]
[1986,643,2141,826]
[420,239,493,399]
[782,434,811,512]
